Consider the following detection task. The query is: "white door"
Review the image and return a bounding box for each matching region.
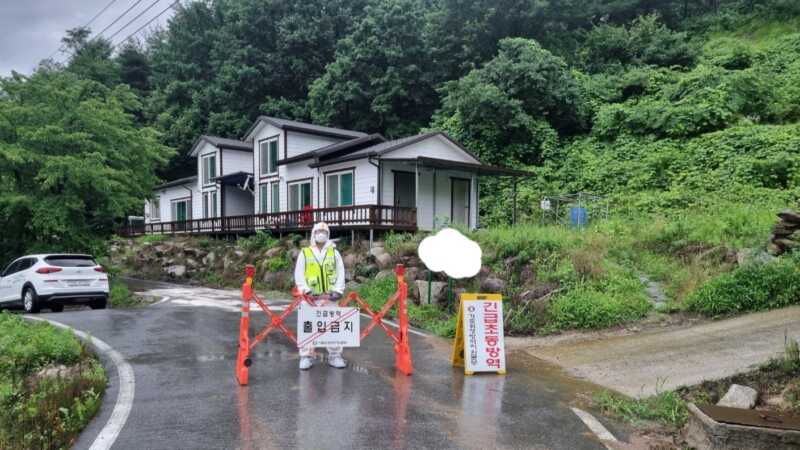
[451,178,470,227]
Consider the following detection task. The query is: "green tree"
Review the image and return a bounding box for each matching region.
[0,70,173,262]
[307,0,437,137]
[116,41,151,96]
[62,27,120,87]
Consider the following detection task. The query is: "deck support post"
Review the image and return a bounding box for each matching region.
[369,228,374,251]
[351,229,355,246]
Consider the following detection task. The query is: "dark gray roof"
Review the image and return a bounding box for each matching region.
[155,176,197,189]
[278,134,385,166]
[243,116,367,140]
[202,136,252,151]
[190,135,252,156]
[308,131,482,167]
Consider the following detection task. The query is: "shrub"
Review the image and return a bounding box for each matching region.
[237,231,279,252]
[265,256,290,272]
[0,313,106,450]
[686,254,800,316]
[547,285,650,330]
[137,234,166,245]
[0,313,83,381]
[109,280,138,308]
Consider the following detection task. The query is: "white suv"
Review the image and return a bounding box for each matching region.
[0,254,109,313]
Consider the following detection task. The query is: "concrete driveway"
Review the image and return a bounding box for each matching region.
[515,306,800,398]
[32,279,612,450]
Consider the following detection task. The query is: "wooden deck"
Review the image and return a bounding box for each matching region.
[121,205,417,236]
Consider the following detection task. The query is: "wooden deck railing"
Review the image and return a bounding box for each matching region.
[121,205,417,236]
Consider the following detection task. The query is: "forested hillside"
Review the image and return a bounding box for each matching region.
[2,0,800,259]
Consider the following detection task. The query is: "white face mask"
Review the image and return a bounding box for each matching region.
[314,232,328,244]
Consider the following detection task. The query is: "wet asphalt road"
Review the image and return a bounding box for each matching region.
[35,280,608,450]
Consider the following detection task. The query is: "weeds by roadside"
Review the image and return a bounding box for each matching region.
[593,389,689,429]
[0,313,107,450]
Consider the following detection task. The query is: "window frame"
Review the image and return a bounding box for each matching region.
[170,197,191,222]
[150,196,161,220]
[259,137,279,176]
[201,153,217,186]
[324,169,355,208]
[287,179,312,212]
[259,184,269,213]
[271,181,280,213]
[202,191,218,218]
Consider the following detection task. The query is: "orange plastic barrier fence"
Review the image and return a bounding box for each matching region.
[236,264,413,385]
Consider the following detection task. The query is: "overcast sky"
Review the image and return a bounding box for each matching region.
[0,0,180,77]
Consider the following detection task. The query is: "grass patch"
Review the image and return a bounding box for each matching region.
[355,277,456,337]
[136,234,166,245]
[594,389,689,429]
[108,280,141,308]
[0,313,107,450]
[685,253,800,316]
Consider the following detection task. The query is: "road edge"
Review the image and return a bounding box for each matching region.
[25,316,135,450]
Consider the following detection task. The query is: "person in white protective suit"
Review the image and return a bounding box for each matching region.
[294,222,347,370]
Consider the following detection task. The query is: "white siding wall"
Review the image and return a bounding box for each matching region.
[382,134,480,164]
[197,143,221,218]
[146,183,198,222]
[252,122,283,214]
[224,187,253,216]
[318,158,377,207]
[221,148,253,175]
[282,161,317,211]
[286,131,341,159]
[379,160,478,231]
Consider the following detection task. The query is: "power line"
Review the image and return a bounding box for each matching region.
[46,0,122,60]
[105,0,163,43]
[93,0,148,41]
[112,0,180,49]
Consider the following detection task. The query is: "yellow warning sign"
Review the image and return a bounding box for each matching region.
[452,293,506,375]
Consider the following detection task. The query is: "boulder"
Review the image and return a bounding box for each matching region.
[404,267,420,285]
[369,246,387,259]
[286,248,301,262]
[203,251,217,266]
[480,277,507,293]
[166,265,187,278]
[265,246,283,258]
[234,250,246,258]
[717,384,758,409]
[262,270,289,289]
[375,269,394,280]
[415,280,447,305]
[355,275,368,283]
[343,253,358,269]
[778,210,800,224]
[345,281,361,292]
[36,364,82,380]
[154,244,169,257]
[375,252,393,270]
[185,258,199,269]
[774,238,800,250]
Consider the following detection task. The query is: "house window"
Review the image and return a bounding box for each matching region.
[203,191,218,218]
[202,154,217,185]
[288,181,311,211]
[259,184,269,213]
[260,138,278,175]
[326,171,354,207]
[171,199,190,222]
[151,197,160,220]
[271,182,279,212]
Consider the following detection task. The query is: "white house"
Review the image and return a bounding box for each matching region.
[139,116,529,235]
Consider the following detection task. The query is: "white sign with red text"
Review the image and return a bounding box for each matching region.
[296,303,361,348]
[460,294,506,374]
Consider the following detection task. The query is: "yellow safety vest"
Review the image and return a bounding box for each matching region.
[303,246,338,295]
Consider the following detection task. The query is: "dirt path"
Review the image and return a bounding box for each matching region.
[508,305,800,398]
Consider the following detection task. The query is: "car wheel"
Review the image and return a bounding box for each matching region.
[90,298,107,310]
[23,287,41,314]
[50,304,64,313]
